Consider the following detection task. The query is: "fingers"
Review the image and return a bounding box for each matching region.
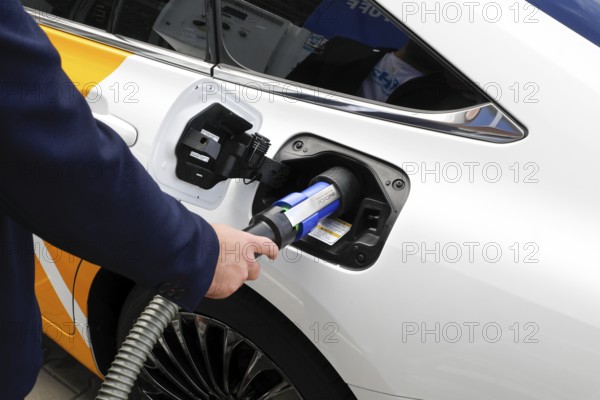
[206,224,280,300]
[247,261,260,281]
[239,236,273,282]
[245,235,279,261]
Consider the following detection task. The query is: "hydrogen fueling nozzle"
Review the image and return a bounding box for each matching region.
[243,166,360,249]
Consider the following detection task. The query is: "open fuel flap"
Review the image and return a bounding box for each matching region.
[149,89,409,269]
[252,134,410,270]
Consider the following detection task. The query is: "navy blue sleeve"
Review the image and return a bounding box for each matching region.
[0,0,219,310]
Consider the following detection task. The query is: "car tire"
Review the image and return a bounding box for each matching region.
[117,284,357,400]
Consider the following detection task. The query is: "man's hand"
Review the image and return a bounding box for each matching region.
[205,224,279,299]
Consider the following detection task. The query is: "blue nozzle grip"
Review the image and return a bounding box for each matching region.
[273,181,331,209]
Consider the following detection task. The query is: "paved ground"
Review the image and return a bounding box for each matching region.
[26,336,102,400]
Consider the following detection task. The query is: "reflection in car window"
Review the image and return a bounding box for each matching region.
[20,0,117,30]
[220,0,485,111]
[22,0,210,60]
[113,0,209,59]
[526,0,600,48]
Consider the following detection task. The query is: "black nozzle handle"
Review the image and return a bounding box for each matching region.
[243,220,278,244]
[243,221,278,260]
[242,205,297,252]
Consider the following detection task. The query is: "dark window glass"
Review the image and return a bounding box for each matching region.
[220,0,486,111]
[20,0,116,30]
[75,0,115,29]
[113,0,210,59]
[22,0,210,60]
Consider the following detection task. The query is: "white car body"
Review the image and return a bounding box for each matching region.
[30,0,600,398]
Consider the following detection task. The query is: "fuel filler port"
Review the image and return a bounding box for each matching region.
[252,134,410,269]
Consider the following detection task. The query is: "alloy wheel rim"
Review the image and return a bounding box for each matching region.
[136,312,303,400]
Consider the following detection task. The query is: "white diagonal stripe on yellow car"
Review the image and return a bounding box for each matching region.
[33,235,90,348]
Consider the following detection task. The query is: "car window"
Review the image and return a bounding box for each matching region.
[21,0,117,30]
[219,0,486,111]
[22,0,211,60]
[111,0,210,59]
